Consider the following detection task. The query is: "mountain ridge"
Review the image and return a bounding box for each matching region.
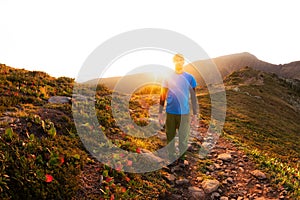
[185,52,300,86]
[88,52,300,91]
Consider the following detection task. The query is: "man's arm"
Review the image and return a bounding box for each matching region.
[190,87,198,115]
[190,87,198,126]
[159,87,168,113]
[158,87,168,125]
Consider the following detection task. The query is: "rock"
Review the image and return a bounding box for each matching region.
[233,87,240,92]
[155,131,167,141]
[164,173,176,183]
[184,160,189,166]
[217,153,232,161]
[215,145,227,150]
[196,177,203,182]
[220,197,229,200]
[255,197,266,200]
[175,178,189,185]
[202,141,214,149]
[140,149,165,163]
[179,163,185,168]
[222,180,228,185]
[170,194,182,200]
[242,155,249,161]
[211,192,220,199]
[207,165,215,171]
[238,167,245,173]
[188,186,205,200]
[214,163,222,170]
[226,177,234,184]
[251,170,267,180]
[254,95,262,99]
[256,184,262,189]
[171,165,183,173]
[0,116,15,124]
[48,96,71,104]
[279,195,285,199]
[201,179,220,194]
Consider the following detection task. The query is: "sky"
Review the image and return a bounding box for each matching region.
[0,0,300,81]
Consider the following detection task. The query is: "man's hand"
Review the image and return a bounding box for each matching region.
[158,113,164,125]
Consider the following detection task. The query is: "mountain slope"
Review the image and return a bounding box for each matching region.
[185,52,300,85]
[222,67,300,161]
[94,52,300,90]
[198,67,300,197]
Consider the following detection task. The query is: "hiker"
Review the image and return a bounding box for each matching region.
[158,53,198,163]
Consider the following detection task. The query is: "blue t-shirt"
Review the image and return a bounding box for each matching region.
[162,72,197,115]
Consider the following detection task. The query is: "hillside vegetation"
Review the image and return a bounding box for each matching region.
[199,67,300,197]
[223,67,300,162]
[0,63,299,199]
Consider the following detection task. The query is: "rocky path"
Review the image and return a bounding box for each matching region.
[160,121,288,200]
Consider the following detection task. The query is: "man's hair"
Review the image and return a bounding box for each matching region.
[173,53,184,62]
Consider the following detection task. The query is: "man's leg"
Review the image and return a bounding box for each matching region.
[178,114,190,160]
[165,113,177,160]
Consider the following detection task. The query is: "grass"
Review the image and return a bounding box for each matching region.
[197,67,300,198]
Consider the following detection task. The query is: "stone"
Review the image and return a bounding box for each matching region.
[255,197,266,200]
[251,170,267,180]
[242,155,249,161]
[184,160,189,166]
[207,165,215,172]
[279,195,285,199]
[171,165,183,173]
[196,176,203,182]
[170,194,182,200]
[217,153,232,161]
[201,179,220,194]
[164,173,176,183]
[48,96,71,104]
[226,177,234,184]
[175,178,189,185]
[188,186,205,200]
[238,167,245,173]
[256,184,262,189]
[202,142,213,149]
[233,87,240,92]
[155,131,167,141]
[214,163,222,170]
[211,192,220,199]
[220,197,229,200]
[140,149,165,163]
[1,116,17,124]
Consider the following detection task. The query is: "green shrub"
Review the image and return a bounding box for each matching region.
[0,128,87,200]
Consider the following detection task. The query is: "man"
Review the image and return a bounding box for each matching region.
[158,53,198,163]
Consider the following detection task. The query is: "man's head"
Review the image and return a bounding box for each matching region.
[173,53,184,73]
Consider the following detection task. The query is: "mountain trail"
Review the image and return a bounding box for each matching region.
[159,121,288,200]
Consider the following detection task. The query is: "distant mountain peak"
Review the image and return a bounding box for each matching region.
[212,52,258,60]
[185,52,300,84]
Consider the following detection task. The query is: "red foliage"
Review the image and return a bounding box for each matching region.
[45,174,54,183]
